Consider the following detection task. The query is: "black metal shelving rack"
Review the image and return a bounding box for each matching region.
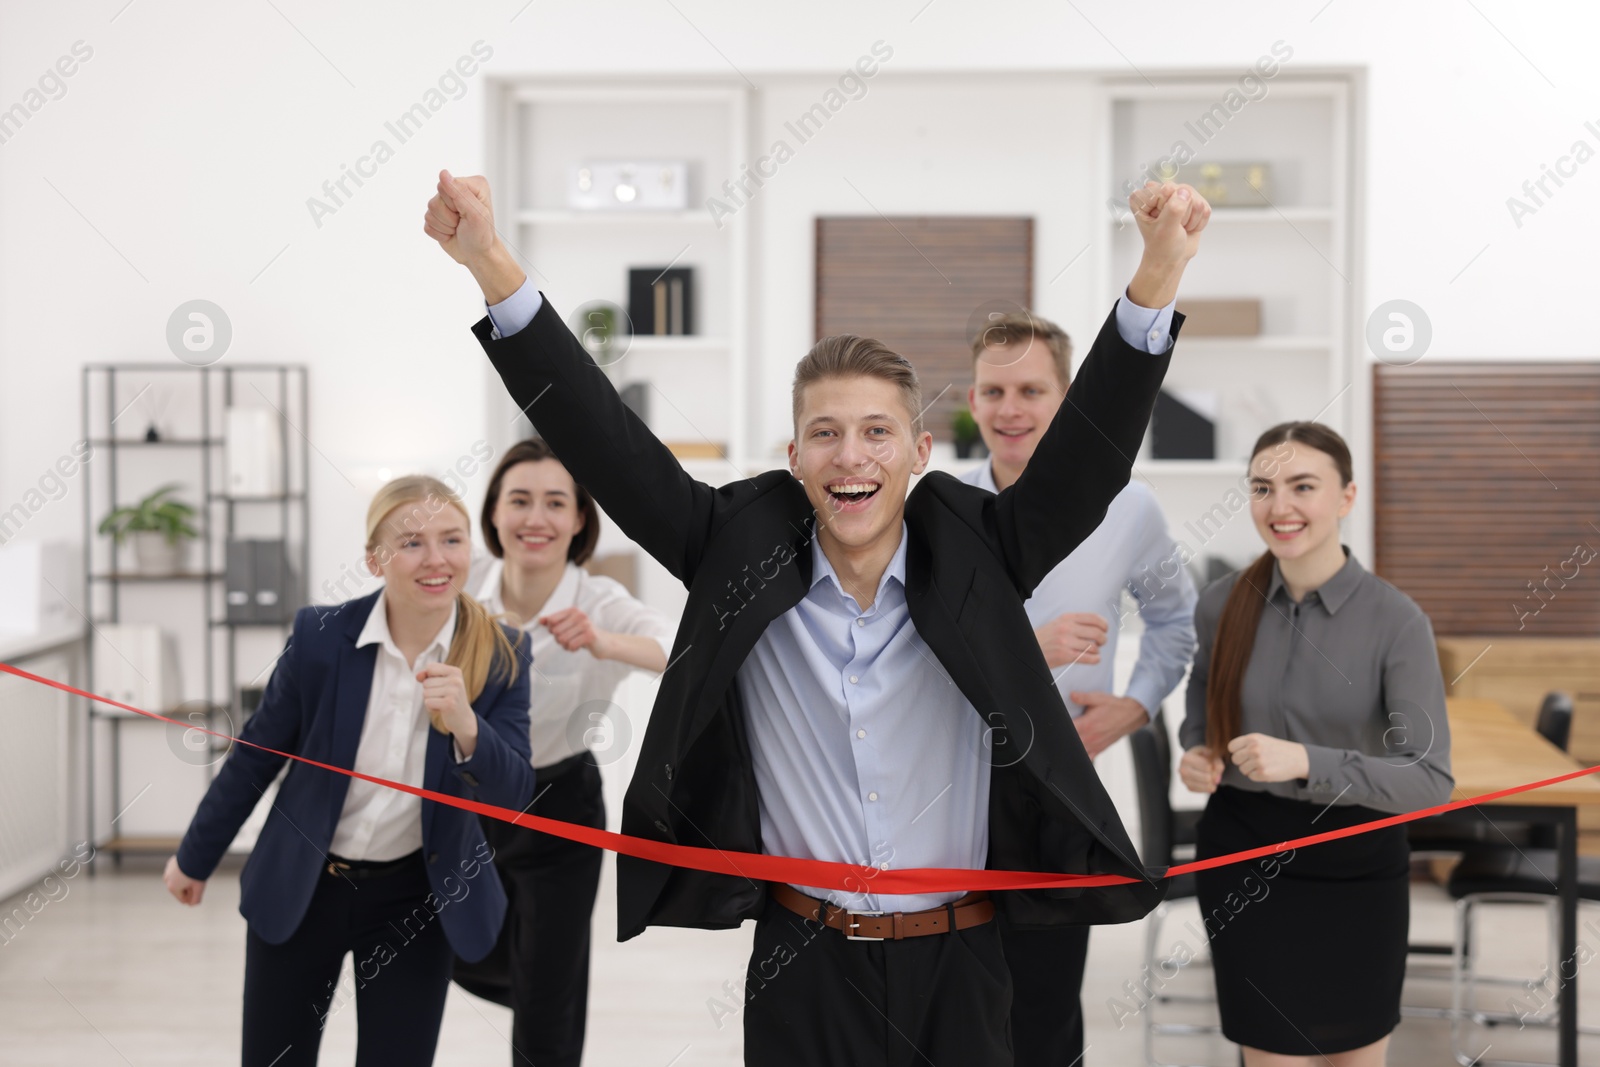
[81,363,309,863]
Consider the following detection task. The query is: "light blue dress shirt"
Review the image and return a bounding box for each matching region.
[484,276,1174,914]
[960,467,1197,720]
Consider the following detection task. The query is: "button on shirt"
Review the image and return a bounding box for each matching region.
[960,470,1196,720]
[1179,549,1454,814]
[737,524,989,914]
[473,558,674,769]
[328,591,455,861]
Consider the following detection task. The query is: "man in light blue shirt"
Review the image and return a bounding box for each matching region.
[962,308,1197,1067]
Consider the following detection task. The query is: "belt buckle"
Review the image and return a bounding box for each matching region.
[842,909,885,941]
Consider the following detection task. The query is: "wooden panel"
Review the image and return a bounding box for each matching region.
[1438,637,1600,835]
[1374,363,1600,636]
[815,217,1033,441]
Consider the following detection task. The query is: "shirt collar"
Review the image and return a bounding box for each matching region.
[1266,546,1364,615]
[357,588,458,661]
[474,559,581,625]
[974,460,999,494]
[809,520,909,609]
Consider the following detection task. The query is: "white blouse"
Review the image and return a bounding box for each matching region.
[328,591,454,862]
[474,558,675,769]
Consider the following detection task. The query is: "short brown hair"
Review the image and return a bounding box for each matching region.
[970,310,1073,389]
[792,335,924,433]
[480,438,601,565]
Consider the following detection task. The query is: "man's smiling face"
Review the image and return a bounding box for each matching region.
[788,373,932,557]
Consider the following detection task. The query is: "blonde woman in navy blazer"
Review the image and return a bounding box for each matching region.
[163,476,534,1067]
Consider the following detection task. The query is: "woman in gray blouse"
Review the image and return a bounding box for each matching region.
[1178,421,1451,1067]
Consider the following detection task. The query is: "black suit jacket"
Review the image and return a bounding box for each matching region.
[475,295,1182,940]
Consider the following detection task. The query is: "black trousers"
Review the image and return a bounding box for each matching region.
[998,919,1091,1066]
[453,754,605,1067]
[742,893,1014,1067]
[241,851,454,1067]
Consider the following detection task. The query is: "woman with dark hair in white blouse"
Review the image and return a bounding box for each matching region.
[454,438,674,1067]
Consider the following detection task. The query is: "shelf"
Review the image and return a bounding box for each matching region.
[515,209,715,226]
[622,336,730,353]
[209,618,293,628]
[98,835,183,853]
[90,572,222,582]
[206,493,306,502]
[1114,206,1333,227]
[1136,459,1247,476]
[89,438,221,447]
[90,702,222,719]
[1176,335,1332,352]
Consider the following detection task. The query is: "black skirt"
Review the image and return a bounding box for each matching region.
[1193,785,1410,1056]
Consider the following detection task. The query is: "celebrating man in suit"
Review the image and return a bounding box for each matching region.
[425,169,1210,1065]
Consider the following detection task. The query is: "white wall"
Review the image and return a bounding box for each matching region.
[3,0,1598,829]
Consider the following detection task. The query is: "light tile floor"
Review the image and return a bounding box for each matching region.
[1,858,1596,1065]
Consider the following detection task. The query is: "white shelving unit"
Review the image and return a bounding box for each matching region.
[485,81,753,479]
[1095,77,1361,571]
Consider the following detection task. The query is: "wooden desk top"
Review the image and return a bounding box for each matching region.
[1448,698,1600,807]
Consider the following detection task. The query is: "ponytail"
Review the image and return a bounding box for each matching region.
[1205,551,1275,756]
[448,589,521,702]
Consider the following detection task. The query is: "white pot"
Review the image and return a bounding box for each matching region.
[130,531,188,575]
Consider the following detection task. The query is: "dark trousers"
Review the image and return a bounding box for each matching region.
[998,919,1090,1066]
[454,754,605,1067]
[742,893,1014,1067]
[241,851,454,1067]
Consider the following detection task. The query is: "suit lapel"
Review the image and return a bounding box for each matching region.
[332,596,381,774]
[422,718,449,843]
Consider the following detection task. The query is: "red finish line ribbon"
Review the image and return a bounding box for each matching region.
[7,659,1597,893]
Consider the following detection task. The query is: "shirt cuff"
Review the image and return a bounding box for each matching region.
[1122,677,1163,723]
[486,278,544,340]
[1301,743,1343,793]
[1114,291,1178,354]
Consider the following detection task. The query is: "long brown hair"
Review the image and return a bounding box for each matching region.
[479,439,601,565]
[1205,422,1353,755]
[366,475,519,702]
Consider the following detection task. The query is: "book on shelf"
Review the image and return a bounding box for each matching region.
[628,267,694,336]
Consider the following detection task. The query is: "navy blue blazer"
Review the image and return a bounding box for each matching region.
[175,590,535,962]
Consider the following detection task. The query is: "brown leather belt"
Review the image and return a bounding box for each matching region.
[769,882,994,941]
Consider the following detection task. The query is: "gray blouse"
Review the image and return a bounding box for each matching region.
[1179,548,1453,814]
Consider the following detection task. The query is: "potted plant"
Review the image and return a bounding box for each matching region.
[98,483,199,575]
[952,406,986,460]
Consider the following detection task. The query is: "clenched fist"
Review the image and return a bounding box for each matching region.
[1125,181,1211,309]
[424,170,525,305]
[418,662,479,757]
[1178,744,1224,794]
[1034,612,1108,668]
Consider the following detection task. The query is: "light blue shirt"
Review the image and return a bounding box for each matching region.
[960,467,1198,720]
[736,523,989,912]
[483,276,1175,914]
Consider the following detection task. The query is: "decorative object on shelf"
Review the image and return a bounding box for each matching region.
[951,406,986,460]
[665,441,726,460]
[224,407,285,497]
[91,623,181,711]
[225,539,299,624]
[570,300,628,368]
[239,684,266,722]
[97,483,199,575]
[1174,298,1262,337]
[135,384,173,442]
[628,266,694,336]
[1150,389,1217,460]
[619,382,650,423]
[1183,161,1273,206]
[568,160,689,211]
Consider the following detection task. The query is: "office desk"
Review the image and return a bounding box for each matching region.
[1429,698,1600,1066]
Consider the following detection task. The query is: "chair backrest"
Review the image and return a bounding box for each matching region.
[1536,690,1574,752]
[1129,705,1175,866]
